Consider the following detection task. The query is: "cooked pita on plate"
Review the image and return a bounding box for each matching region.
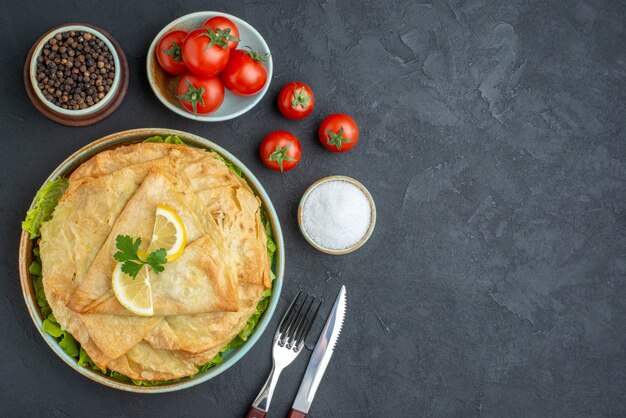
[39,142,271,381]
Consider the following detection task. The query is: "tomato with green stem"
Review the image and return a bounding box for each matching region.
[182,28,234,76]
[318,113,359,152]
[156,30,188,75]
[260,131,302,172]
[176,73,224,115]
[220,49,269,96]
[202,16,240,50]
[277,82,315,120]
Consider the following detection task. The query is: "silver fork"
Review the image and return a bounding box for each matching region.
[246,291,321,418]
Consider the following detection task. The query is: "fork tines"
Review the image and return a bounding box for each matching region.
[277,291,322,352]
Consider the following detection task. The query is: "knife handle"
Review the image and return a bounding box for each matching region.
[245,406,267,418]
[288,409,307,418]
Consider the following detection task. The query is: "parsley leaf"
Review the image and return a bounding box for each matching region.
[114,235,168,279]
[114,235,142,263]
[146,249,167,273]
[120,260,144,278]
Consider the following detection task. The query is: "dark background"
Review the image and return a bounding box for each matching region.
[1,0,625,417]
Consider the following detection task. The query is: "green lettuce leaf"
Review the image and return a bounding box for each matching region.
[30,256,52,317]
[33,275,52,317]
[43,315,79,357]
[28,260,41,275]
[78,347,96,369]
[143,135,185,144]
[22,177,69,239]
[196,353,224,374]
[260,209,276,261]
[58,332,79,357]
[215,154,244,178]
[42,315,63,338]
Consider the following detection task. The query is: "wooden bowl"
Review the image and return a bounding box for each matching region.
[297,175,376,255]
[146,11,273,122]
[18,128,285,392]
[23,23,129,126]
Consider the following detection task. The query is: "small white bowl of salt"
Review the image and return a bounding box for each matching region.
[298,176,376,255]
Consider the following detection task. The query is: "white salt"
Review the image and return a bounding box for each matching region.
[302,180,372,250]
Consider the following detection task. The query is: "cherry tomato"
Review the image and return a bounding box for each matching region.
[182,29,230,76]
[156,30,188,75]
[176,73,224,115]
[202,16,240,50]
[260,131,302,172]
[220,50,269,96]
[318,113,359,152]
[277,82,315,120]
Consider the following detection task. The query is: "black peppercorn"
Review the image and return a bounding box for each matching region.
[36,30,115,109]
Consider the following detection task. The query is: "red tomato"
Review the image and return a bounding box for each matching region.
[318,114,359,152]
[277,82,315,120]
[202,16,240,50]
[182,29,231,76]
[176,73,224,115]
[260,131,302,172]
[220,50,269,96]
[156,30,188,75]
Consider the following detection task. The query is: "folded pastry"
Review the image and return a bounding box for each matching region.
[67,169,238,316]
[39,142,272,381]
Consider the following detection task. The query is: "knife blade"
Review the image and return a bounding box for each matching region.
[290,285,347,416]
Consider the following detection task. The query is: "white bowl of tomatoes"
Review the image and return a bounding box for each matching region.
[147,11,272,121]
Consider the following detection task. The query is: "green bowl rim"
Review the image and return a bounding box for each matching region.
[18,128,285,393]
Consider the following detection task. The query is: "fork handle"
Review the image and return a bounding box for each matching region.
[288,408,307,418]
[249,362,283,415]
[245,406,267,418]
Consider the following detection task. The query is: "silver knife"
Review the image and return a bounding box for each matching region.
[289,285,347,418]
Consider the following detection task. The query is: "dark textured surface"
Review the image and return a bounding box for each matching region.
[1,0,625,417]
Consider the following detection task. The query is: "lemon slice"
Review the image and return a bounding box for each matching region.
[111,262,154,317]
[146,204,187,262]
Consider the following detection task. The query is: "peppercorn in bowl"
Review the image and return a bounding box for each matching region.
[25,24,128,126]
